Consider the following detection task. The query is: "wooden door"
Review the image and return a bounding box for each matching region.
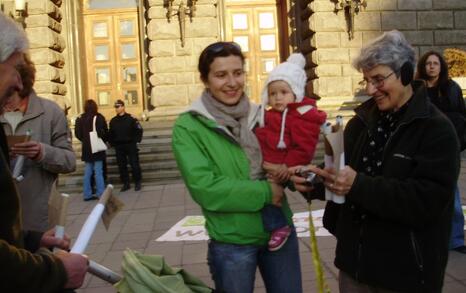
[225,2,281,104]
[83,10,142,119]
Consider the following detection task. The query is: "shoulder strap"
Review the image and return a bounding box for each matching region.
[92,115,97,132]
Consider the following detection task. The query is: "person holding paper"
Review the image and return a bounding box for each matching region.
[172,42,302,293]
[254,53,326,251]
[291,30,459,293]
[0,13,88,291]
[416,51,466,254]
[0,14,76,232]
[75,99,108,201]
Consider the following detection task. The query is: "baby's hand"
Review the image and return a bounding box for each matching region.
[274,164,291,183]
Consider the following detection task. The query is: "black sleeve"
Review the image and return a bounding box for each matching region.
[22,230,44,252]
[323,201,341,235]
[96,114,109,142]
[133,118,143,143]
[446,81,466,150]
[74,116,83,141]
[108,119,115,145]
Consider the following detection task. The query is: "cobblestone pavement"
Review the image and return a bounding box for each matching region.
[73,158,466,293]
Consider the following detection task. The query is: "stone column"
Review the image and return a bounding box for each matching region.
[25,0,67,109]
[146,0,219,120]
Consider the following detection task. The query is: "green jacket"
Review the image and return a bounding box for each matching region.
[172,99,293,245]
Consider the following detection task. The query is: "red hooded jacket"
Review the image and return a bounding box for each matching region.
[255,97,327,166]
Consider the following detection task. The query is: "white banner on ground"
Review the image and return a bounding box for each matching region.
[156,206,466,242]
[156,209,331,242]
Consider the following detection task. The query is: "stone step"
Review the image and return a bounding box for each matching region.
[73,157,177,173]
[61,121,179,191]
[72,139,173,153]
[59,168,181,186]
[58,176,183,195]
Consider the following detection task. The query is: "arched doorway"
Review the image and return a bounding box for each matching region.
[81,0,144,119]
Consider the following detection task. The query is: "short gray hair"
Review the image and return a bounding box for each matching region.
[352,30,415,76]
[0,12,29,63]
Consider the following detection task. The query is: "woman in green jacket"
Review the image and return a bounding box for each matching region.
[172,42,302,293]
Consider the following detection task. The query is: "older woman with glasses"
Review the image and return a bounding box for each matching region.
[292,30,460,292]
[172,42,302,293]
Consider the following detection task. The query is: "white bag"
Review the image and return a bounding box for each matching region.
[90,115,107,153]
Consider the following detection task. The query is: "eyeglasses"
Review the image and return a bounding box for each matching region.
[358,70,397,88]
[204,42,242,54]
[114,105,123,108]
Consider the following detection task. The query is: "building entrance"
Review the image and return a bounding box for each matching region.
[224,0,282,104]
[82,0,143,119]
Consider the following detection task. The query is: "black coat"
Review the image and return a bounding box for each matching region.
[108,113,143,145]
[427,79,466,150]
[323,81,460,292]
[75,113,108,162]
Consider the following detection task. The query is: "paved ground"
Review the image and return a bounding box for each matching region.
[72,159,466,293]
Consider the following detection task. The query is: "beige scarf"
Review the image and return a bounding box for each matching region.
[201,90,263,180]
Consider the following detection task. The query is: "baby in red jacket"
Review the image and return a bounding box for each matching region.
[255,53,327,251]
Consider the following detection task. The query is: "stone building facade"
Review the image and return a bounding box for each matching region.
[0,0,465,121]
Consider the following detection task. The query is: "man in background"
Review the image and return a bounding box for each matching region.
[109,99,143,191]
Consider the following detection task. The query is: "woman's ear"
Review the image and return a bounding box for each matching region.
[201,80,209,89]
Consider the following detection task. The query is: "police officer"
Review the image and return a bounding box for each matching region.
[109,99,143,191]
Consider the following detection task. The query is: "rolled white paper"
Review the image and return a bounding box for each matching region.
[71,204,105,254]
[88,260,122,284]
[55,225,65,240]
[12,155,25,181]
[70,185,113,254]
[323,120,346,204]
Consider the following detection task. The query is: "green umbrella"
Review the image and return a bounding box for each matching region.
[115,248,213,293]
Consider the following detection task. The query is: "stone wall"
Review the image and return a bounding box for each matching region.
[307,0,466,107]
[0,0,67,109]
[146,0,219,119]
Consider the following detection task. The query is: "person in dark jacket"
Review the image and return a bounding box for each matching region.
[291,30,460,293]
[0,27,88,290]
[416,51,466,254]
[75,99,108,201]
[108,99,143,191]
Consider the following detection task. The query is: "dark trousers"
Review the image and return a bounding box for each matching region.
[261,205,288,232]
[114,143,142,184]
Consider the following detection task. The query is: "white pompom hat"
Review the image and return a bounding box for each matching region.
[259,53,308,149]
[259,53,307,127]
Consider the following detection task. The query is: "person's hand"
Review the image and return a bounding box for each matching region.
[0,63,22,110]
[289,165,318,193]
[55,250,88,289]
[40,228,71,250]
[325,166,357,196]
[11,140,43,161]
[274,164,291,183]
[269,180,284,207]
[263,162,291,183]
[310,165,357,196]
[262,161,278,173]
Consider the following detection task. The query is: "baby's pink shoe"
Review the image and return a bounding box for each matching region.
[268,226,292,251]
